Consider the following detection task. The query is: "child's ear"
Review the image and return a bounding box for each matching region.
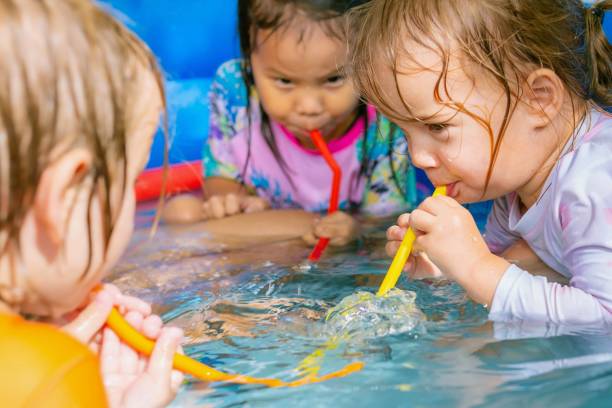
[33,148,92,248]
[524,68,565,128]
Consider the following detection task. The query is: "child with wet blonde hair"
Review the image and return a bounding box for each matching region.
[351,0,612,325]
[0,0,183,406]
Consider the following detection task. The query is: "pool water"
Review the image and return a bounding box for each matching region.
[110,210,612,407]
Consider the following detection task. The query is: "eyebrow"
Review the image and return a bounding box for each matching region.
[264,66,345,81]
[319,66,344,79]
[400,110,452,123]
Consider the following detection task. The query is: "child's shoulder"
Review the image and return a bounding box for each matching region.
[213,58,246,83]
[210,58,250,111]
[555,112,612,199]
[0,314,106,406]
[364,109,406,153]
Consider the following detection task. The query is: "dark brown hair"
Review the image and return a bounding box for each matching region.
[0,0,167,268]
[350,0,612,190]
[237,0,408,203]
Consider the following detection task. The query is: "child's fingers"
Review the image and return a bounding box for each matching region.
[385,240,401,257]
[408,254,433,280]
[242,196,268,213]
[409,209,436,233]
[313,222,332,238]
[100,283,121,297]
[302,231,318,245]
[146,327,184,386]
[100,327,121,375]
[210,195,227,219]
[115,293,151,316]
[419,195,458,215]
[386,225,406,241]
[225,193,241,216]
[170,343,185,391]
[201,200,212,220]
[329,236,350,246]
[171,370,184,393]
[397,213,411,228]
[322,211,345,222]
[120,311,144,376]
[409,253,444,279]
[89,332,103,355]
[434,195,461,208]
[62,289,113,344]
[203,196,226,219]
[142,314,163,339]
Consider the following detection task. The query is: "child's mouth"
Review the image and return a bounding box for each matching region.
[446,182,459,198]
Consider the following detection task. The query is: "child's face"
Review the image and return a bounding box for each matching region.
[250,20,360,145]
[377,45,560,203]
[17,70,162,317]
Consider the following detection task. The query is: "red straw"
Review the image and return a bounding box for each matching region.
[308,130,342,261]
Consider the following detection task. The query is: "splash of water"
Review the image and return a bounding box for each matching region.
[323,288,426,341]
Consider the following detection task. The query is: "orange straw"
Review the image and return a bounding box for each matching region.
[106,308,362,386]
[308,129,342,261]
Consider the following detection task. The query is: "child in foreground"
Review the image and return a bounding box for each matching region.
[351,0,612,324]
[0,0,182,406]
[164,0,418,247]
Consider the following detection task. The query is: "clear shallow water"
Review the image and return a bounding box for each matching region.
[110,211,612,407]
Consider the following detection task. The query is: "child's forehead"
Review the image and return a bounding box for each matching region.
[254,23,347,76]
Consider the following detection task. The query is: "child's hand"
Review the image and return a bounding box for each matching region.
[302,211,360,247]
[386,213,444,279]
[101,312,183,408]
[202,193,269,219]
[409,196,491,280]
[62,285,184,407]
[62,284,151,351]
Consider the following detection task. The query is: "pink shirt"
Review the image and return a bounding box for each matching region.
[203,59,417,214]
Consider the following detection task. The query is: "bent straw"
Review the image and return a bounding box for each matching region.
[376,186,447,297]
[308,129,342,262]
[106,307,363,387]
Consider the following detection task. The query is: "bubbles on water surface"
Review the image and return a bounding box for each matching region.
[323,288,426,341]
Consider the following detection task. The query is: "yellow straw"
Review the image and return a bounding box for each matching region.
[376,186,447,297]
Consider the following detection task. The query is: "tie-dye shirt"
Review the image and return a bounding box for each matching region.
[486,109,612,325]
[202,59,418,215]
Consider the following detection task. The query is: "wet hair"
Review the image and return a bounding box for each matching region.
[350,0,612,192]
[0,0,167,270]
[237,0,407,205]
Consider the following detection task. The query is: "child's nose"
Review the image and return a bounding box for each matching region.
[295,92,324,117]
[410,144,439,170]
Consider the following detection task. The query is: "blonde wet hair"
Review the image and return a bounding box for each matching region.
[0,0,166,262]
[349,0,611,189]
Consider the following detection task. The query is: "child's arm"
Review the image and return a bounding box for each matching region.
[409,193,612,325]
[163,60,270,223]
[162,177,269,223]
[482,197,522,255]
[201,177,269,219]
[198,209,315,241]
[500,239,568,284]
[386,211,566,282]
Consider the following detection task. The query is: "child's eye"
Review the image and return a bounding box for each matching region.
[427,123,448,133]
[275,77,293,88]
[326,75,345,86]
